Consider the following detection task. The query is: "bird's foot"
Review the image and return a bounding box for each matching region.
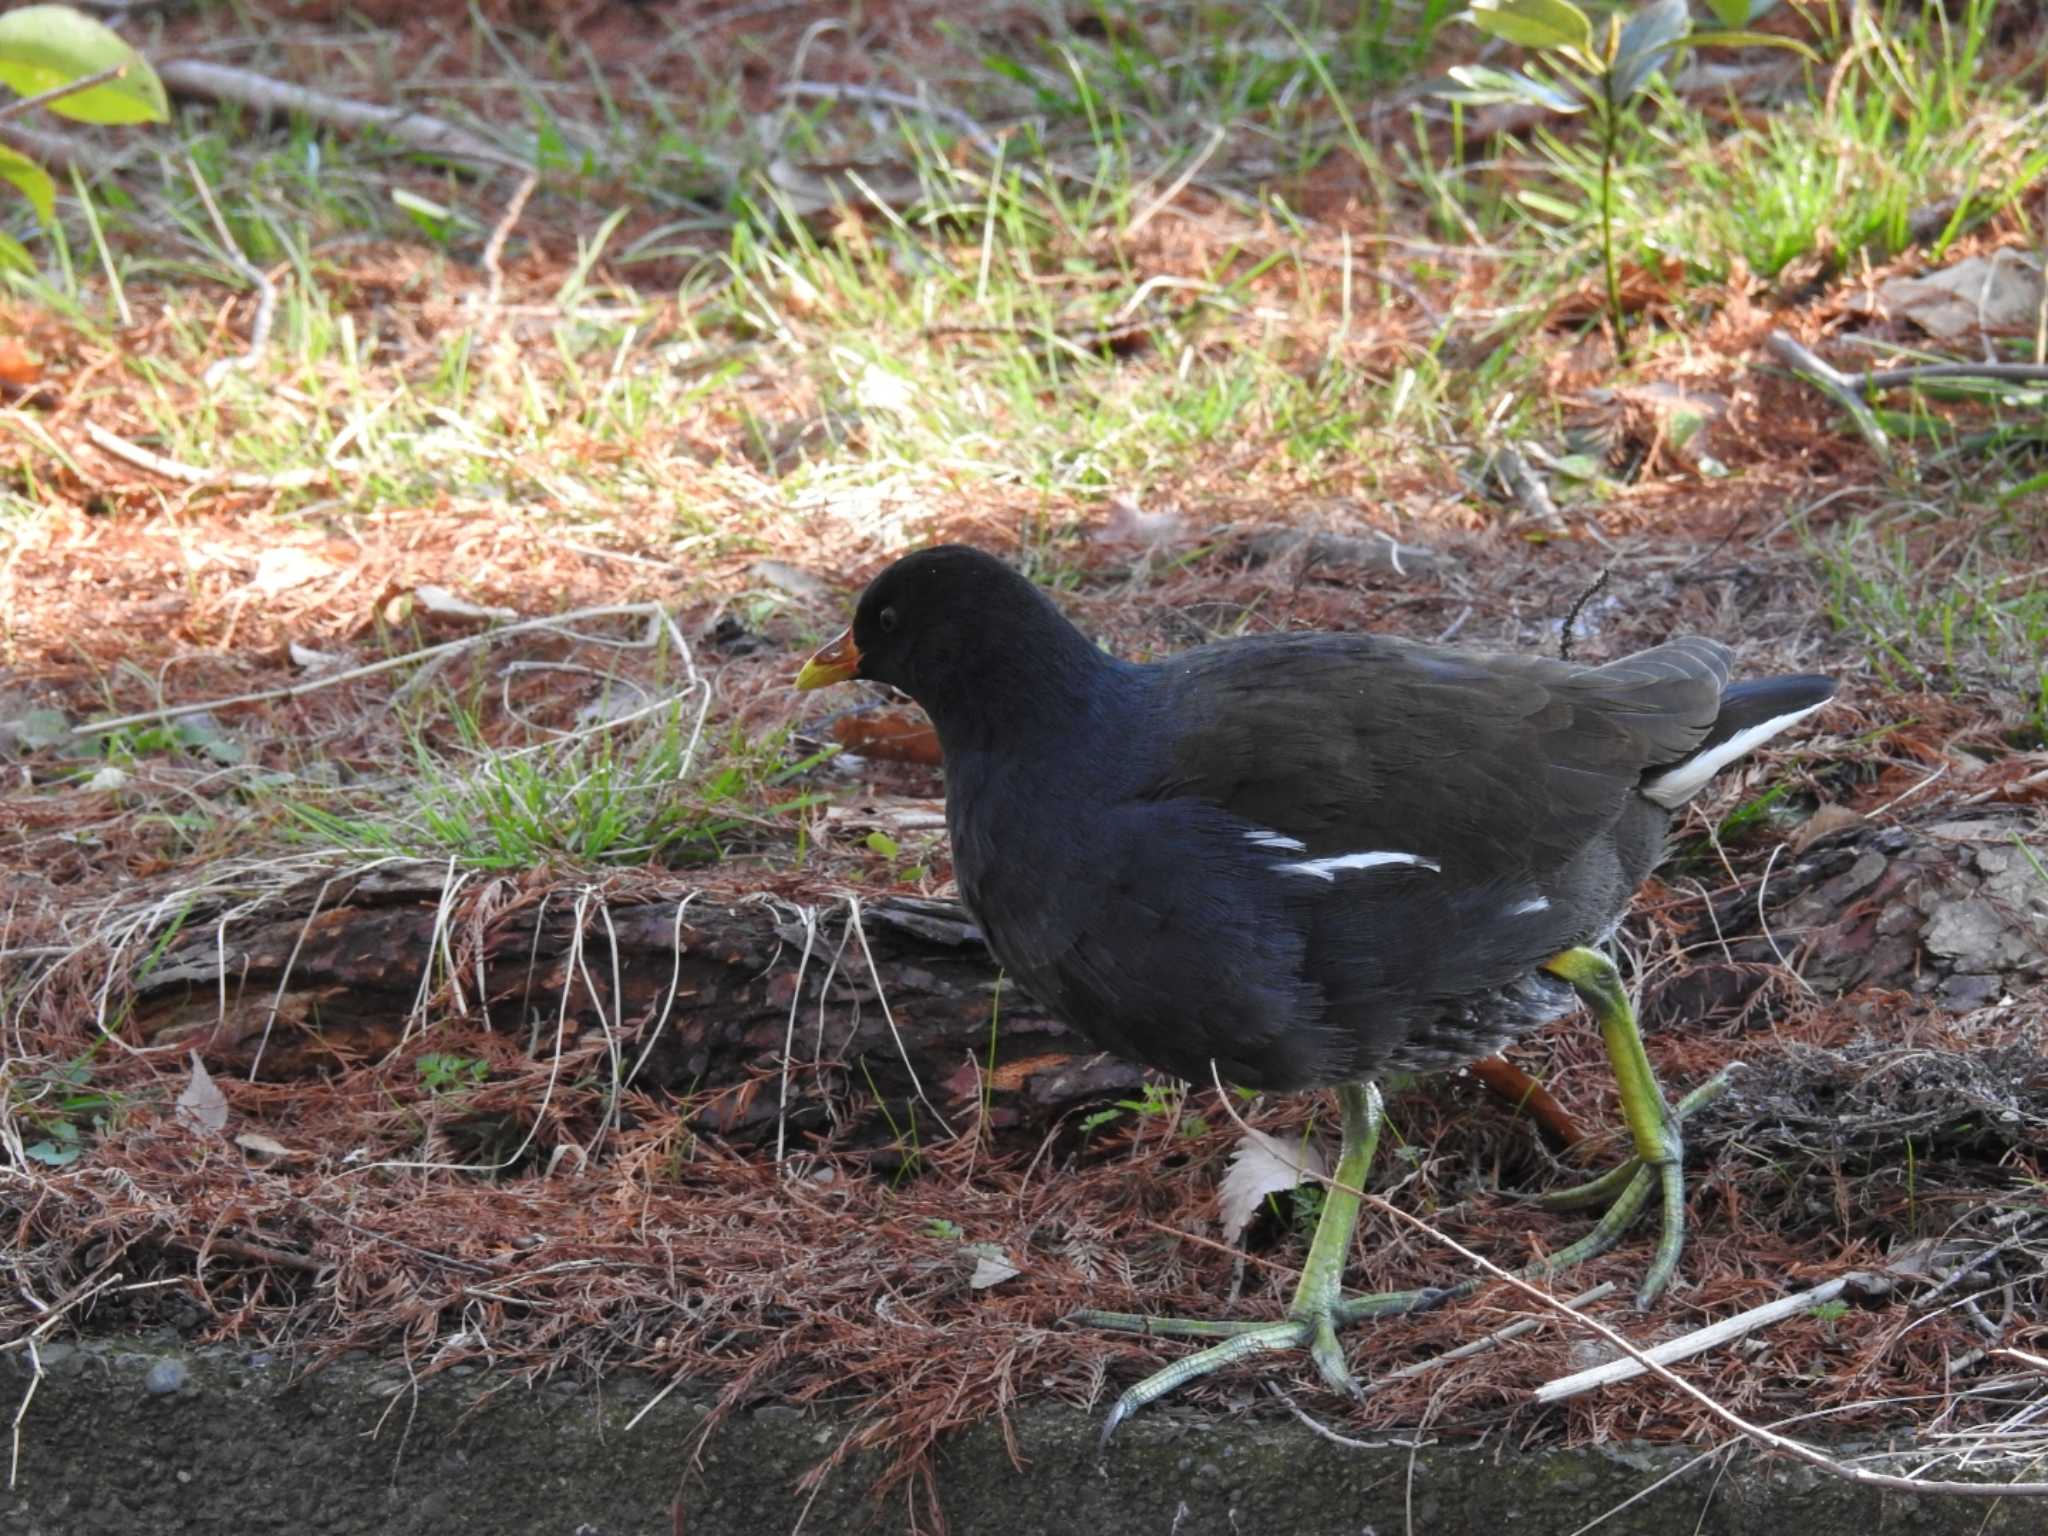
[1071,1081,1475,1442]
[1070,1281,1461,1443]
[1533,950,1743,1311]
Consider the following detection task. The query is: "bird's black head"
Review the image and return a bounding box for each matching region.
[795,545,1107,745]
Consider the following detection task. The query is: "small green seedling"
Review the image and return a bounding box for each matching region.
[417,1053,489,1094]
[1440,0,1814,359]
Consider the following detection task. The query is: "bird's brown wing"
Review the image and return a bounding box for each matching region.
[1143,632,1731,882]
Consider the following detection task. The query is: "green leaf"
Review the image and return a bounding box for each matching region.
[1516,188,1585,221]
[865,830,901,858]
[1439,64,1585,113]
[1999,469,2048,507]
[391,188,452,220]
[0,140,55,224]
[0,4,169,124]
[1467,0,1594,53]
[1610,0,1691,99]
[171,713,246,766]
[0,229,30,272]
[1705,0,1780,22]
[1683,27,1820,60]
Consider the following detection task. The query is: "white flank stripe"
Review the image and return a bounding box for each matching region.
[1641,701,1827,808]
[1508,896,1550,916]
[1244,829,1307,852]
[1277,851,1439,882]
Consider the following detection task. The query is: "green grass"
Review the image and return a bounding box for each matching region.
[4,0,2045,883]
[283,691,834,869]
[1431,0,2044,293]
[1813,501,2048,731]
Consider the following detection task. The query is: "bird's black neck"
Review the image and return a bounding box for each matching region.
[919,620,1125,764]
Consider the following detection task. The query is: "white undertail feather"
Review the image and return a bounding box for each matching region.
[1507,896,1550,915]
[1277,851,1440,881]
[1640,701,1827,809]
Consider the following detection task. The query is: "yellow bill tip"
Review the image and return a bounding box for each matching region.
[795,629,861,691]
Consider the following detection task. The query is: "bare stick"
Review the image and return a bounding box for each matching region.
[67,601,696,740]
[776,80,999,157]
[1491,446,1567,534]
[1364,1282,1617,1398]
[846,896,956,1139]
[480,169,540,319]
[0,64,125,125]
[1763,332,1892,458]
[1771,335,2048,393]
[183,153,277,386]
[1122,124,1226,242]
[1535,1273,1878,1402]
[0,120,112,178]
[155,59,525,171]
[8,1340,39,1491]
[82,420,326,490]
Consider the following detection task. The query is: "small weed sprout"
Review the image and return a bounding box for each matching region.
[417,1053,489,1094]
[1439,0,1813,359]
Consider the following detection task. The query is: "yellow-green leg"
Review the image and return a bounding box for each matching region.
[1068,1081,1459,1442]
[1537,946,1722,1309]
[1073,951,1719,1438]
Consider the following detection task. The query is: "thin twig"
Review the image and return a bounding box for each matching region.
[1915,1212,2048,1309]
[0,119,113,178]
[0,64,126,125]
[67,601,692,740]
[1535,1273,1880,1402]
[1492,446,1567,535]
[1363,1282,1616,1399]
[769,897,820,1166]
[156,59,526,170]
[1266,1385,1434,1449]
[183,152,278,386]
[480,169,540,321]
[1763,332,1892,459]
[1122,124,1226,242]
[776,80,1000,157]
[9,1339,39,1491]
[846,896,955,1139]
[82,420,325,491]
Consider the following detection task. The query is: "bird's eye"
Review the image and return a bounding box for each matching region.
[878,605,900,634]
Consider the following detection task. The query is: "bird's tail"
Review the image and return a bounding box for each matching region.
[1640,675,1835,808]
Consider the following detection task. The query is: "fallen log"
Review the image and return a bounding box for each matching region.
[126,800,2046,1158]
[132,865,1144,1156]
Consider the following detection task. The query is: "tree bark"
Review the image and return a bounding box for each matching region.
[132,866,1144,1156]
[1644,805,2048,1028]
[129,804,2046,1155]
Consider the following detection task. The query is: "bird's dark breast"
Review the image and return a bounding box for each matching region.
[946,759,1592,1092]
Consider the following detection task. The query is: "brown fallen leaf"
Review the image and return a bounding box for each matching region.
[1788,801,1864,854]
[176,1050,229,1136]
[832,709,943,766]
[1467,1055,1584,1149]
[0,335,43,389]
[1217,1127,1328,1248]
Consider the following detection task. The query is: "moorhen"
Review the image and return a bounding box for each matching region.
[796,544,1833,1434]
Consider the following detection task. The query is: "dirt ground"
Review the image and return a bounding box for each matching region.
[3,2,2047,1530]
